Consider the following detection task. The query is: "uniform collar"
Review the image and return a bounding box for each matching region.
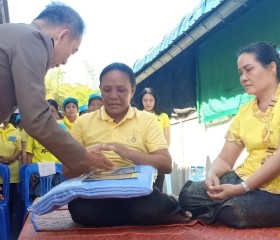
[99,105,135,123]
[0,123,16,132]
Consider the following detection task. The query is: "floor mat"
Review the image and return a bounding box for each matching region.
[19,209,280,240]
[32,209,83,231]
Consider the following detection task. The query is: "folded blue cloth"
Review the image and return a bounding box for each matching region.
[31,165,156,215]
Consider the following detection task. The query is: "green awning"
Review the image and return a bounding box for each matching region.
[196,0,280,122]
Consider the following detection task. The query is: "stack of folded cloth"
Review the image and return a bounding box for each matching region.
[31,165,156,215]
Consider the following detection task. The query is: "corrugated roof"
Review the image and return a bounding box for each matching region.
[132,0,226,74]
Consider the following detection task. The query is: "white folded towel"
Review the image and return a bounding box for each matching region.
[37,162,56,177]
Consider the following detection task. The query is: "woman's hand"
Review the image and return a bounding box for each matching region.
[206,183,245,200]
[204,172,220,191]
[106,143,130,160]
[0,157,9,164]
[105,143,172,173]
[0,157,6,164]
[0,186,3,201]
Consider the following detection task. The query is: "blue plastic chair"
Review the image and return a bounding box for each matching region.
[24,163,64,215]
[0,164,11,240]
[17,164,29,229]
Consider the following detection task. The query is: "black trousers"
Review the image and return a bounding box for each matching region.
[0,183,18,221]
[68,186,185,227]
[155,174,165,192]
[179,171,280,228]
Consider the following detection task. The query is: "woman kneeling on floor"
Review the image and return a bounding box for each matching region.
[179,41,280,229]
[63,62,192,227]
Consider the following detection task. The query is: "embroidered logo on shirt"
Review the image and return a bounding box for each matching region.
[41,149,49,154]
[127,135,138,145]
[130,136,137,143]
[8,136,16,142]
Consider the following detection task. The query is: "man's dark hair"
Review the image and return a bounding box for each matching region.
[34,1,85,38]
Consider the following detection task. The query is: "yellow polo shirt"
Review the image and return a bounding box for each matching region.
[153,112,170,130]
[26,136,60,163]
[20,128,28,142]
[0,123,21,183]
[226,87,280,194]
[71,106,167,169]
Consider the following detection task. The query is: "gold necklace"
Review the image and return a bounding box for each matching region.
[254,87,280,163]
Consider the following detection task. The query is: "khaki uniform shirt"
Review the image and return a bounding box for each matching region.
[0,23,84,169]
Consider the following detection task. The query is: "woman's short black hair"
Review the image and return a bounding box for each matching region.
[99,62,136,86]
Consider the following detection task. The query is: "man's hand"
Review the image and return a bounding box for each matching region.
[64,144,115,179]
[83,144,114,171]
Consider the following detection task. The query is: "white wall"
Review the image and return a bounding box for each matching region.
[167,114,246,194]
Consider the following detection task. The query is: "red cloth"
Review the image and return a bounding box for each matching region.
[18,209,280,240]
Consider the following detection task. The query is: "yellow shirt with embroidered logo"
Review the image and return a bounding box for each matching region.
[70,106,167,169]
[226,88,280,194]
[26,136,60,163]
[0,123,21,183]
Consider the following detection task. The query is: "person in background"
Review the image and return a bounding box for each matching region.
[0,2,113,173]
[23,99,64,164]
[26,124,64,202]
[26,133,62,164]
[47,99,62,120]
[15,114,22,131]
[138,87,171,192]
[63,62,192,227]
[26,123,65,203]
[26,100,66,202]
[8,112,19,128]
[0,116,21,219]
[60,97,79,131]
[79,104,89,116]
[15,114,28,164]
[179,41,280,228]
[138,87,170,145]
[88,93,103,112]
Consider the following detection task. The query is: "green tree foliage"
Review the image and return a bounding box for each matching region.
[45,68,100,110]
[83,60,99,89]
[45,68,65,107]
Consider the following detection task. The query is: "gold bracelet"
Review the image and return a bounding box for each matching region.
[240,181,250,193]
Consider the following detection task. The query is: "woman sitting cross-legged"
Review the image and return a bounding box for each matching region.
[179,41,280,229]
[63,62,192,227]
